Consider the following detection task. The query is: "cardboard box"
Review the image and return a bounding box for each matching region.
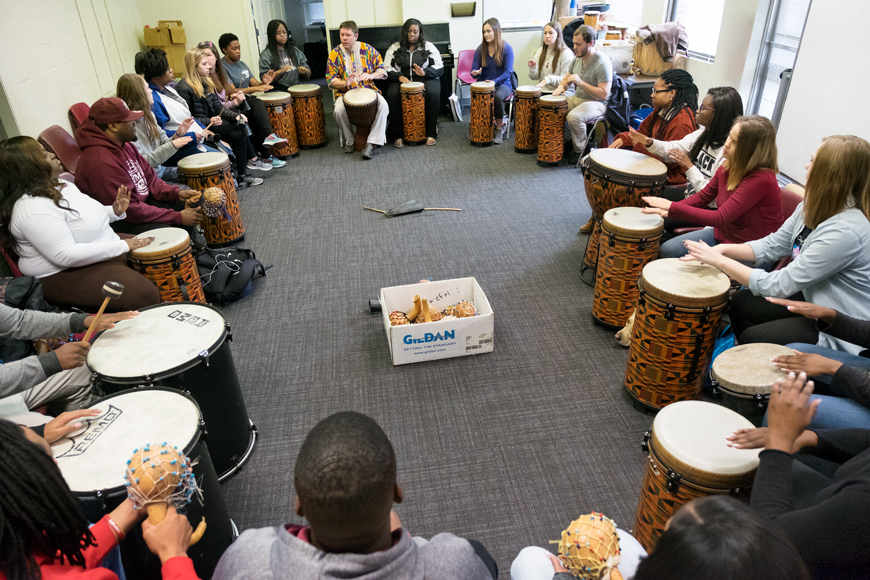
[380,277,494,366]
[144,21,187,79]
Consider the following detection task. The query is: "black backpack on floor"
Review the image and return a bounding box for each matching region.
[195,247,268,304]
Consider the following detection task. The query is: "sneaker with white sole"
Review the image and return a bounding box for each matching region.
[263,133,288,147]
[270,157,287,168]
[239,174,264,188]
[246,159,272,172]
[493,128,504,145]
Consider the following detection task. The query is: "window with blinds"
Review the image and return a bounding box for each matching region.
[607,0,644,28]
[668,0,727,62]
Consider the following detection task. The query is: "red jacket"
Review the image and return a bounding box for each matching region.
[75,118,182,225]
[615,107,697,184]
[0,516,199,580]
[668,167,784,244]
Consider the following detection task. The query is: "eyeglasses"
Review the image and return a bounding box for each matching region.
[698,106,716,112]
[651,88,673,95]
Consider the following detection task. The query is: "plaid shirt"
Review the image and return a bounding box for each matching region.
[326,42,385,97]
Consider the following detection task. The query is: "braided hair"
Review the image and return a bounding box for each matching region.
[0,420,94,580]
[656,69,699,140]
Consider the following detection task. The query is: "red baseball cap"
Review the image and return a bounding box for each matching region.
[89,97,144,125]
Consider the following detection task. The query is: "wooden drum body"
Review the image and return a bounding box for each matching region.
[711,343,795,422]
[592,207,663,328]
[400,82,426,144]
[624,259,730,409]
[470,81,495,146]
[581,150,668,278]
[129,228,206,304]
[288,84,327,148]
[177,153,245,247]
[537,95,567,166]
[259,91,299,157]
[344,88,379,151]
[634,401,759,552]
[514,85,541,153]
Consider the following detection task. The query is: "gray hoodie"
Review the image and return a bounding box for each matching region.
[212,525,495,580]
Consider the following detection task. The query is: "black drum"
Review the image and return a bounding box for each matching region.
[54,388,236,580]
[87,302,257,480]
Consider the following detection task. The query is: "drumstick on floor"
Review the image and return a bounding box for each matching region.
[364,201,462,217]
[82,281,124,342]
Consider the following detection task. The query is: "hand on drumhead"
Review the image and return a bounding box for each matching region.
[608,137,624,149]
[766,372,820,453]
[642,196,671,212]
[773,351,843,378]
[55,341,90,370]
[178,189,199,202]
[726,427,767,450]
[680,239,720,265]
[764,298,837,323]
[628,127,650,146]
[668,148,693,170]
[551,85,565,96]
[113,185,131,217]
[142,505,193,565]
[124,237,155,252]
[413,64,425,77]
[43,409,102,443]
[399,75,410,84]
[180,207,203,226]
[85,311,139,332]
[641,207,668,218]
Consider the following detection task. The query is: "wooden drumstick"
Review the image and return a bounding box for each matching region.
[423,207,461,211]
[82,281,124,342]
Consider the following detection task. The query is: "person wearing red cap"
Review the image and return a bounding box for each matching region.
[75,97,203,235]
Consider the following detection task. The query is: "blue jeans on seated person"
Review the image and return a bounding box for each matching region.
[785,342,870,384]
[659,226,717,259]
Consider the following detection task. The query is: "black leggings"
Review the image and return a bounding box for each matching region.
[730,289,819,345]
[384,78,441,140]
[243,96,275,157]
[212,121,256,176]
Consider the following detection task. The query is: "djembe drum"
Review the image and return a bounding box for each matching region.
[128,228,206,304]
[400,81,426,144]
[633,401,760,552]
[580,149,667,285]
[514,85,541,153]
[258,91,299,157]
[537,95,568,166]
[711,343,796,422]
[469,81,495,146]
[288,83,327,148]
[624,259,731,410]
[176,152,245,247]
[592,207,663,328]
[344,88,379,151]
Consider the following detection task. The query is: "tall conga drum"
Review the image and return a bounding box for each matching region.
[400,81,426,145]
[537,95,568,166]
[128,228,206,304]
[633,401,759,552]
[288,83,327,148]
[177,152,245,247]
[711,343,796,423]
[624,259,731,410]
[514,85,541,153]
[580,149,668,285]
[592,207,663,328]
[469,81,495,146]
[258,91,299,157]
[344,88,379,151]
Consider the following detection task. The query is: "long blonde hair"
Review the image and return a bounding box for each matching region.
[539,21,568,75]
[182,48,216,98]
[116,73,162,143]
[726,115,778,191]
[803,135,870,229]
[481,18,506,68]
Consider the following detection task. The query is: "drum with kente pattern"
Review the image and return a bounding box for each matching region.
[537,95,567,166]
[514,85,541,153]
[288,83,327,148]
[177,152,245,247]
[259,91,299,157]
[470,81,495,146]
[400,82,426,144]
[129,227,206,304]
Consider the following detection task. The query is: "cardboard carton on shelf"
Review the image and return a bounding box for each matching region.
[144,20,187,79]
[380,277,494,366]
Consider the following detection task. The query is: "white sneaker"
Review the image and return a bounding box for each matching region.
[493,128,504,145]
[246,158,272,172]
[263,133,288,147]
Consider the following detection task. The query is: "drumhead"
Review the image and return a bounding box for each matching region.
[471,81,495,93]
[712,343,795,396]
[131,227,190,259]
[652,401,760,479]
[602,207,663,237]
[87,303,227,381]
[288,83,321,96]
[588,149,668,180]
[55,388,201,494]
[641,258,730,308]
[516,85,541,97]
[401,81,424,91]
[177,152,230,171]
[258,91,291,104]
[540,95,567,106]
[344,88,377,105]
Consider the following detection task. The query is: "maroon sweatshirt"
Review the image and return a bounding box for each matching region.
[75,118,182,225]
[615,106,698,185]
[668,166,784,244]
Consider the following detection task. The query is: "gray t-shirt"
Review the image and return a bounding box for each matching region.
[566,50,612,101]
[221,58,255,89]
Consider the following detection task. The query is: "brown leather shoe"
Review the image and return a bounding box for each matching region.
[578,217,594,234]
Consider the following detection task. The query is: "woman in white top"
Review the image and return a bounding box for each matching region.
[0,137,160,312]
[527,21,573,93]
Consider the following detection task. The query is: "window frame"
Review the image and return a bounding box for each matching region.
[665,0,725,63]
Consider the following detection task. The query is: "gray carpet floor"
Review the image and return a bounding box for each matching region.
[215,100,656,577]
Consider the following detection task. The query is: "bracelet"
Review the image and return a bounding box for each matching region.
[106,517,126,542]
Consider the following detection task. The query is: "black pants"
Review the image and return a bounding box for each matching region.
[730,288,819,345]
[384,78,441,141]
[244,95,275,157]
[212,121,255,176]
[660,183,696,235]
